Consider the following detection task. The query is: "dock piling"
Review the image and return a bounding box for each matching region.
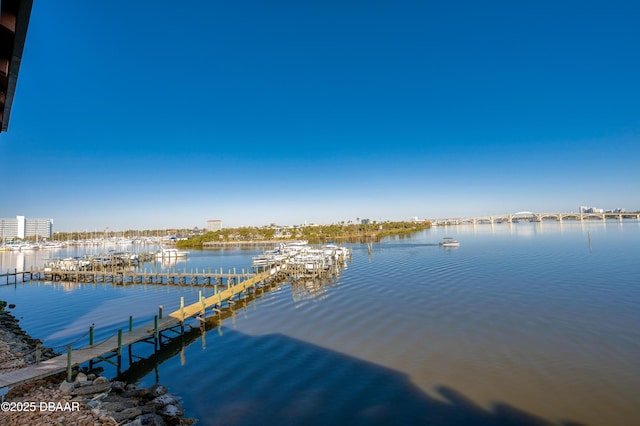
[180,297,185,334]
[66,345,72,383]
[154,315,159,352]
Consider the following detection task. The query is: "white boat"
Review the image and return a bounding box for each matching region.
[11,243,39,251]
[40,242,65,249]
[156,247,189,258]
[252,252,289,267]
[439,237,460,247]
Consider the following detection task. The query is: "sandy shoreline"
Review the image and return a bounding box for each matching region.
[0,306,195,425]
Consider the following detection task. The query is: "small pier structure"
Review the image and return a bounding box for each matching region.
[0,251,157,286]
[2,242,351,286]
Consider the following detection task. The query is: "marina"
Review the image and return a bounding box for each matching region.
[1,241,351,286]
[0,241,351,389]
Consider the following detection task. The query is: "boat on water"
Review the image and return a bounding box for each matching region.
[10,243,39,251]
[156,246,189,259]
[39,241,65,249]
[439,237,460,247]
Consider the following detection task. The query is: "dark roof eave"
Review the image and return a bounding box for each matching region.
[1,0,34,133]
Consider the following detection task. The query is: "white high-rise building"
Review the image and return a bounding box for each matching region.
[0,216,53,239]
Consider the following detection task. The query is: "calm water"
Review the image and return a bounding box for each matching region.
[1,222,639,425]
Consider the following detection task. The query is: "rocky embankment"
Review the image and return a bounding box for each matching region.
[1,374,195,425]
[0,306,195,425]
[0,309,57,369]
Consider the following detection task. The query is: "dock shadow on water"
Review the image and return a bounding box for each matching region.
[119,309,580,426]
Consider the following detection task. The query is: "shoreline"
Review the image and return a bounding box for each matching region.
[0,306,195,425]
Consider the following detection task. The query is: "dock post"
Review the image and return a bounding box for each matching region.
[180,297,185,335]
[129,316,133,332]
[117,329,122,375]
[199,291,206,318]
[159,305,163,320]
[154,315,159,352]
[89,324,94,370]
[66,345,72,382]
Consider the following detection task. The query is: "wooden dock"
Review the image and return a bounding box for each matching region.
[0,263,290,389]
[0,242,351,389]
[0,251,158,286]
[39,269,254,286]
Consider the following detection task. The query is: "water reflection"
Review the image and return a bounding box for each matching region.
[154,256,188,269]
[115,285,570,425]
[134,328,567,426]
[290,276,337,305]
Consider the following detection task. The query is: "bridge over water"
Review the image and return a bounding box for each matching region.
[432,211,640,226]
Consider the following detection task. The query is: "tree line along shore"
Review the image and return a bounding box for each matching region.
[176,220,432,249]
[17,220,430,249]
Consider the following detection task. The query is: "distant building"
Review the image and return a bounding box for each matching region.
[206,219,222,232]
[606,208,626,213]
[0,216,53,239]
[579,206,604,214]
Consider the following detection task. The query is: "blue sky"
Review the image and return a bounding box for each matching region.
[1,0,639,231]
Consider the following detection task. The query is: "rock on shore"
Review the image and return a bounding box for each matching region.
[0,311,57,370]
[1,373,196,425]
